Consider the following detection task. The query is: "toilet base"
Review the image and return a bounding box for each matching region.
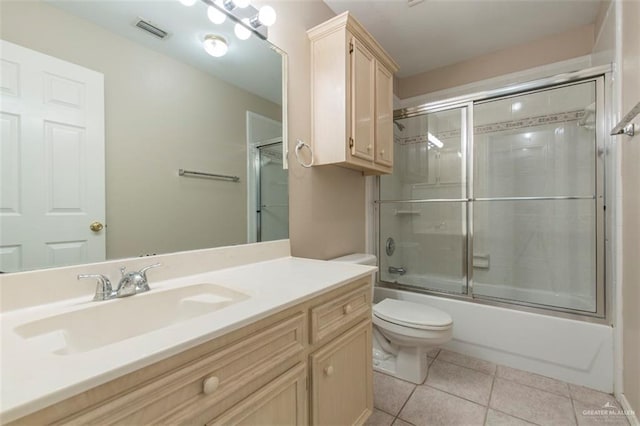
[372,335,429,384]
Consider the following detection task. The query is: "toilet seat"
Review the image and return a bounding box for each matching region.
[373,298,453,331]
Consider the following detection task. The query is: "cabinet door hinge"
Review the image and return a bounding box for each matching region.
[349,137,354,148]
[349,41,354,54]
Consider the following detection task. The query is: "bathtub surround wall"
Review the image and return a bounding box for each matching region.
[0,1,281,260]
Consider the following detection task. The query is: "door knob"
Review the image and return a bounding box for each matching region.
[89,221,104,232]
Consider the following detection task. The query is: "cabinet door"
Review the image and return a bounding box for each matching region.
[310,320,373,426]
[350,37,375,162]
[208,363,307,426]
[375,62,393,167]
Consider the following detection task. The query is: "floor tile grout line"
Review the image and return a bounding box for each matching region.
[482,373,497,425]
[393,383,418,425]
[490,407,547,425]
[431,357,496,379]
[420,382,490,408]
[494,375,573,399]
[374,406,399,418]
[437,351,498,376]
[569,395,580,426]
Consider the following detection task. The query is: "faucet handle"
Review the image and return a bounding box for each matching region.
[78,274,113,301]
[137,263,161,292]
[139,263,161,277]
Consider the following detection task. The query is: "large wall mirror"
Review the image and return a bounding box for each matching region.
[0,0,288,273]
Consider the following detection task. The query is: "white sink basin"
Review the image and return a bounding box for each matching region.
[14,283,250,355]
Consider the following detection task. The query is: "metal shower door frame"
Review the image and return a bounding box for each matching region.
[377,65,610,323]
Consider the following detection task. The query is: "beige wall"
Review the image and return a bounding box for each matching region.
[397,24,595,99]
[267,1,367,260]
[620,0,640,414]
[0,1,281,259]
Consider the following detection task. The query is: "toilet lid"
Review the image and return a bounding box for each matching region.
[373,299,453,330]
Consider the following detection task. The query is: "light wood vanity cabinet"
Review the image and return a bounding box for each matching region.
[10,278,373,426]
[308,12,399,175]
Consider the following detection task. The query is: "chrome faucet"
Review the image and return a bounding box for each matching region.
[77,274,113,301]
[78,263,161,301]
[388,266,407,276]
[116,263,161,297]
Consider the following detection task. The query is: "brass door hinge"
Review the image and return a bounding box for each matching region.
[349,41,354,54]
[349,137,354,148]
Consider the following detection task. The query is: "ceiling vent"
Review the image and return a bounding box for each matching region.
[134,18,170,40]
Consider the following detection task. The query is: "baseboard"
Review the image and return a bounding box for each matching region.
[619,394,640,426]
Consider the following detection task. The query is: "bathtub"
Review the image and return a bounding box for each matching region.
[375,283,614,392]
[382,273,595,312]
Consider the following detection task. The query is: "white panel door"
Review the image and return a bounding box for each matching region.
[0,40,105,273]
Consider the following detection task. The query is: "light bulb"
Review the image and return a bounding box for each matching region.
[203,35,228,57]
[235,0,250,8]
[258,5,276,26]
[207,6,226,24]
[178,0,197,6]
[234,19,251,40]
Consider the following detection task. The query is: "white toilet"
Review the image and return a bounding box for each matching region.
[330,253,453,384]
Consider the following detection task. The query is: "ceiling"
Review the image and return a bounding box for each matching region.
[47,0,283,104]
[323,0,602,78]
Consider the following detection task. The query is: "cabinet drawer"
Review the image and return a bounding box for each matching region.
[207,363,307,426]
[310,282,371,344]
[60,312,305,425]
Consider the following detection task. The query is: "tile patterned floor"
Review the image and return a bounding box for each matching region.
[366,349,630,426]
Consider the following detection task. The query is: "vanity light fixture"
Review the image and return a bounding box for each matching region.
[207,5,226,24]
[178,0,276,40]
[223,0,250,11]
[203,35,228,57]
[250,5,276,28]
[234,19,252,40]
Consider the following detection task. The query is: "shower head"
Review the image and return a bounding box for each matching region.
[394,121,405,131]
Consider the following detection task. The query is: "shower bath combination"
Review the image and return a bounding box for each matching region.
[379,74,606,319]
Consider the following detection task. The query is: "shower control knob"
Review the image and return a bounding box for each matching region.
[324,365,334,377]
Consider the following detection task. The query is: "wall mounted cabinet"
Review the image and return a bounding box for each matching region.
[308,12,399,175]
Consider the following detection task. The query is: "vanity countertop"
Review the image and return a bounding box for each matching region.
[0,256,376,423]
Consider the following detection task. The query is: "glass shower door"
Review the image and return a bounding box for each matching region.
[472,81,600,312]
[379,106,469,295]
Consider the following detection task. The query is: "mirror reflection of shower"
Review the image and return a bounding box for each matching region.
[256,141,288,242]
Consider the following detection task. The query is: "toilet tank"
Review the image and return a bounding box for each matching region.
[330,253,377,266]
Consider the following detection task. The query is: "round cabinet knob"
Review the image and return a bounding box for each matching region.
[324,365,334,377]
[203,375,220,395]
[380,150,385,156]
[89,221,104,232]
[367,144,372,151]
[343,304,353,315]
